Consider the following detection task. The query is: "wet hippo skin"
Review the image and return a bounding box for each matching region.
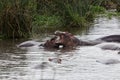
[96,59,120,65]
[18,31,120,49]
[42,31,120,49]
[43,36,59,48]
[17,41,41,47]
[96,35,120,43]
[95,43,120,50]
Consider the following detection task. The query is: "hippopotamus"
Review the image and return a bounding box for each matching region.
[17,41,41,47]
[18,31,120,49]
[95,42,120,50]
[96,35,120,43]
[42,31,120,49]
[96,59,120,65]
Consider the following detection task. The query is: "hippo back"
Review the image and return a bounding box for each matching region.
[96,35,120,43]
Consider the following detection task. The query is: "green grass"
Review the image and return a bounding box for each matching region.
[32,15,63,34]
[90,6,106,14]
[97,11,120,19]
[1,0,119,39]
[0,0,34,39]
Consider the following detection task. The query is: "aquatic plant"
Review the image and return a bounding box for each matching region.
[0,0,34,39]
[36,0,107,27]
[32,15,62,34]
[1,0,119,39]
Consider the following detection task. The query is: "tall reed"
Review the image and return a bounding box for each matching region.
[0,0,33,39]
[36,0,106,27]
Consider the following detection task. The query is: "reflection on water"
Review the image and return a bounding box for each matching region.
[0,16,120,80]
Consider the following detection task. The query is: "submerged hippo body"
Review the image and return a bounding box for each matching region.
[44,31,120,49]
[48,31,101,48]
[18,31,120,49]
[95,42,120,50]
[96,35,120,43]
[17,41,41,47]
[96,59,120,65]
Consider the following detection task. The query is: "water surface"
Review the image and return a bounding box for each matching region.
[0,16,120,80]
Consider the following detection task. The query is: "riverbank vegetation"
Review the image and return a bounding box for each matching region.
[0,0,120,39]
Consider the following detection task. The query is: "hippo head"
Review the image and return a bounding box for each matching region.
[54,31,80,48]
[54,31,74,47]
[43,31,80,49]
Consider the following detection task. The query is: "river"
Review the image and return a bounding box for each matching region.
[0,16,120,80]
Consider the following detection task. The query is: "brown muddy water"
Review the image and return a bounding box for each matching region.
[0,16,120,80]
